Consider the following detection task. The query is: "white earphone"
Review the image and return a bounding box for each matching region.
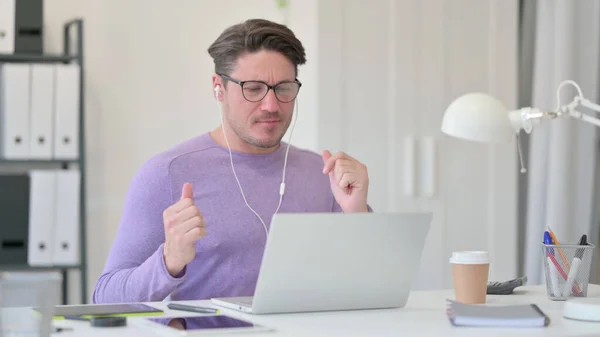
[215,84,299,239]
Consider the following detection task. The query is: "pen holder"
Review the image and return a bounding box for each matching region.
[541,242,595,301]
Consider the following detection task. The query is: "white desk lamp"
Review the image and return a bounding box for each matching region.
[441,80,600,322]
[441,80,600,173]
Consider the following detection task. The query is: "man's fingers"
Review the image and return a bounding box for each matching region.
[172,214,204,235]
[322,150,332,163]
[164,183,194,217]
[169,216,204,240]
[181,182,194,200]
[183,226,205,244]
[332,159,353,180]
[322,150,333,173]
[323,158,336,174]
[336,172,357,194]
[165,197,194,216]
[165,206,203,230]
[176,205,203,223]
[323,152,344,174]
[323,151,352,174]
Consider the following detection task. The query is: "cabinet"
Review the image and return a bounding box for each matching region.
[315,0,519,289]
[0,19,87,304]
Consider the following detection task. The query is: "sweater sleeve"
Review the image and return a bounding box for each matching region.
[92,157,185,303]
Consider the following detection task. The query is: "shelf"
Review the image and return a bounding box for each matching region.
[0,18,87,305]
[0,159,79,165]
[0,53,77,63]
[0,265,81,271]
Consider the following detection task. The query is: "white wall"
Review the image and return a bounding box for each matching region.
[43,0,518,302]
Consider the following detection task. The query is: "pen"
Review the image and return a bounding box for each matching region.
[563,235,586,297]
[544,230,582,296]
[548,226,570,271]
[167,303,219,314]
[544,231,561,297]
[544,231,554,255]
[63,315,90,321]
[547,253,578,294]
[53,327,74,333]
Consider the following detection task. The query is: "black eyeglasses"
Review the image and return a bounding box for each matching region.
[217,73,302,103]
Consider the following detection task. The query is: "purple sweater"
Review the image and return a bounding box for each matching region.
[93,133,342,303]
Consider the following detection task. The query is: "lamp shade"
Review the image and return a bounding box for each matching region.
[441,93,515,143]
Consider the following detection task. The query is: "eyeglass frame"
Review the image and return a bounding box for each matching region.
[217,73,302,103]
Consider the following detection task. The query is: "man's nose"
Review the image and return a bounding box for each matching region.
[261,89,279,112]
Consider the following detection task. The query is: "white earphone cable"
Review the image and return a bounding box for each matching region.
[278,98,298,203]
[216,88,298,239]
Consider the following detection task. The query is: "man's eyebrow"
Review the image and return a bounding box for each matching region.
[242,76,296,83]
[273,78,298,84]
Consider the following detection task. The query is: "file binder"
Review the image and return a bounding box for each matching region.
[0,174,29,265]
[53,64,79,160]
[14,0,43,54]
[29,64,54,159]
[0,63,30,159]
[27,171,56,266]
[52,170,80,265]
[0,0,16,54]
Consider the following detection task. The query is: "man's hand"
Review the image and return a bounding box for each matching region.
[162,183,206,277]
[322,150,369,213]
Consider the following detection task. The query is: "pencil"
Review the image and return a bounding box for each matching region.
[548,226,570,270]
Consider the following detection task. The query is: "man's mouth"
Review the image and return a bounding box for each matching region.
[256,119,280,124]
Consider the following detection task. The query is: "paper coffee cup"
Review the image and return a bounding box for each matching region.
[449,251,490,304]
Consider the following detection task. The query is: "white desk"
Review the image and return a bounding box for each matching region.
[23,285,600,336]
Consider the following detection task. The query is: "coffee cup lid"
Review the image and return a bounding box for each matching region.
[449,251,490,264]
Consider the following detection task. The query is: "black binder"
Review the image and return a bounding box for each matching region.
[0,174,30,265]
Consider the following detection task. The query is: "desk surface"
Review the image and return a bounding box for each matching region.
[16,285,600,336]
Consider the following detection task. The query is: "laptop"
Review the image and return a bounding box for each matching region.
[210,212,432,314]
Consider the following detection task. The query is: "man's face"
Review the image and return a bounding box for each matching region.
[218,50,297,150]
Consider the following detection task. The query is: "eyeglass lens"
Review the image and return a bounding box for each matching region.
[242,81,300,102]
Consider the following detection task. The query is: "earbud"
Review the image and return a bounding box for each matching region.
[214,85,222,101]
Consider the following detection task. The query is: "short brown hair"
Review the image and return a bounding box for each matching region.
[207,19,306,79]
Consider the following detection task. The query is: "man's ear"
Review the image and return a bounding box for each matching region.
[214,85,222,100]
[212,74,224,101]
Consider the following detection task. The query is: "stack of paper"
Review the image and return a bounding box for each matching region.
[446,300,550,328]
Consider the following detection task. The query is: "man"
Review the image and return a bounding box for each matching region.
[93,18,370,304]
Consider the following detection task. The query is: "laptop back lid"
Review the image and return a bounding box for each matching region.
[252,212,432,314]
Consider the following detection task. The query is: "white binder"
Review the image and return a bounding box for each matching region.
[29,64,55,159]
[0,0,15,54]
[53,64,79,160]
[52,169,80,265]
[27,171,56,266]
[0,63,30,159]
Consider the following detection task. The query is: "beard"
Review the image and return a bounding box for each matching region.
[227,111,292,149]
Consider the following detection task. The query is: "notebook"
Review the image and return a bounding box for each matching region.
[446,300,550,327]
[34,303,163,319]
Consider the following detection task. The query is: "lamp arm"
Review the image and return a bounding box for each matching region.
[515,97,600,130]
[568,99,600,127]
[570,110,600,127]
[511,96,600,174]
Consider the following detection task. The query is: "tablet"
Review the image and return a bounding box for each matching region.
[37,303,163,318]
[133,315,273,335]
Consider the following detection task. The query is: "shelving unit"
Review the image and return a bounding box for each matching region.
[0,54,77,63]
[0,19,87,304]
